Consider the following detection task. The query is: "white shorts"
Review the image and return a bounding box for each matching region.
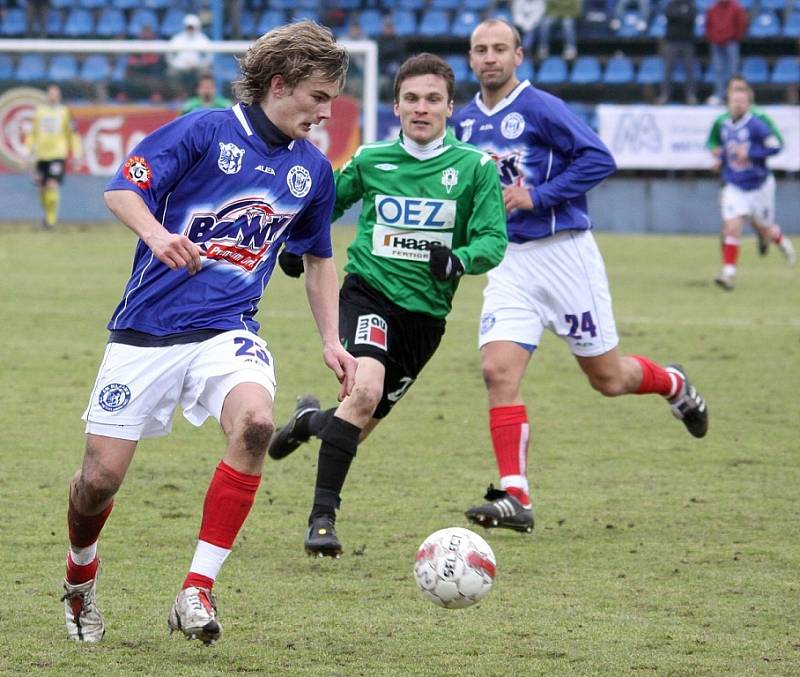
[721,174,775,226]
[82,330,276,441]
[479,230,619,357]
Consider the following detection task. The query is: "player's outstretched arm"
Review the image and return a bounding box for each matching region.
[104,189,202,275]
[303,254,358,401]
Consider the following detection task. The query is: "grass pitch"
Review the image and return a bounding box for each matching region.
[1,224,798,676]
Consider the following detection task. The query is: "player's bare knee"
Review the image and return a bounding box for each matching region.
[349,382,382,419]
[482,361,513,391]
[74,467,121,508]
[239,413,274,456]
[588,372,625,397]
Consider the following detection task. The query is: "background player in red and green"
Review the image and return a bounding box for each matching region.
[270,53,508,557]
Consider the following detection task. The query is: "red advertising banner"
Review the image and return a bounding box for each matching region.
[0,87,361,174]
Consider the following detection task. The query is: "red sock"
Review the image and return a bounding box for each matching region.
[632,355,683,398]
[183,572,215,591]
[722,236,740,266]
[489,405,530,505]
[200,460,260,540]
[66,551,98,584]
[68,499,113,548]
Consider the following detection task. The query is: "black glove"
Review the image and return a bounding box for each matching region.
[278,248,304,278]
[428,244,464,282]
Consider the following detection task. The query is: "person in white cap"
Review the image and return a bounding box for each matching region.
[167,13,213,96]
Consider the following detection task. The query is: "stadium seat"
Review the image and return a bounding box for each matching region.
[15,54,47,82]
[336,0,362,8]
[390,10,417,36]
[236,10,258,38]
[46,9,65,36]
[269,0,294,8]
[694,13,705,38]
[636,55,664,84]
[290,9,319,23]
[80,54,112,82]
[142,0,171,9]
[570,56,601,84]
[358,9,383,36]
[215,55,241,84]
[111,0,140,10]
[451,11,480,38]
[127,8,159,38]
[771,56,800,84]
[257,10,285,35]
[671,59,702,83]
[0,8,27,37]
[616,11,647,36]
[395,0,426,9]
[78,0,106,9]
[603,55,634,84]
[749,11,781,38]
[95,7,126,39]
[518,59,535,82]
[111,55,127,83]
[782,11,800,38]
[463,0,488,8]
[51,0,77,9]
[48,54,78,82]
[160,8,185,38]
[741,56,769,84]
[759,0,787,10]
[536,56,568,84]
[694,0,714,11]
[648,13,666,38]
[0,54,14,80]
[418,10,450,37]
[430,0,460,8]
[63,8,95,38]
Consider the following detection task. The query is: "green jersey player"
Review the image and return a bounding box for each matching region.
[270,53,508,557]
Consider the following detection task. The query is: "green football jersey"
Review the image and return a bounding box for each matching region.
[706,106,783,150]
[334,131,507,318]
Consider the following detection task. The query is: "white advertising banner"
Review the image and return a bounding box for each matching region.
[596,105,800,171]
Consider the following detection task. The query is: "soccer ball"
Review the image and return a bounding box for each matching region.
[413,527,496,609]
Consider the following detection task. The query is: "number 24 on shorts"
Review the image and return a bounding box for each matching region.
[565,311,597,339]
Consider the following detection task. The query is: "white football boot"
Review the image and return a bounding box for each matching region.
[63,576,105,642]
[778,237,796,266]
[168,586,223,645]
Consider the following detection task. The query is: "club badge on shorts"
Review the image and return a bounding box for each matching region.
[98,383,132,412]
[355,313,388,350]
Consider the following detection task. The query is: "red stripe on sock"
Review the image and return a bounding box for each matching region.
[198,461,261,549]
[722,238,740,266]
[66,552,98,584]
[632,355,683,397]
[68,499,113,548]
[183,572,215,591]
[489,405,530,504]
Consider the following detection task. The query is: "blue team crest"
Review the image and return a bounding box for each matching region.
[500,113,525,140]
[460,118,475,143]
[287,165,312,197]
[218,142,245,175]
[98,383,131,412]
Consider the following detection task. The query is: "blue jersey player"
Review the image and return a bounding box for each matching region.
[453,19,709,534]
[61,21,356,645]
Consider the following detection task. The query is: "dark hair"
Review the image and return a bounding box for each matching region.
[234,21,349,104]
[393,53,455,103]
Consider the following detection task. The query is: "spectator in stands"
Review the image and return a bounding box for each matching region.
[24,84,82,229]
[537,0,582,60]
[377,16,406,83]
[656,0,697,104]
[512,0,546,52]
[343,18,366,97]
[704,0,748,105]
[610,0,650,32]
[167,14,213,98]
[225,0,241,40]
[126,25,167,102]
[26,0,47,38]
[181,74,232,114]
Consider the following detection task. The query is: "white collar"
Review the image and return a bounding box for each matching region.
[475,79,531,117]
[399,131,448,161]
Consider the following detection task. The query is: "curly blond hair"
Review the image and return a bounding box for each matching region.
[234,21,349,104]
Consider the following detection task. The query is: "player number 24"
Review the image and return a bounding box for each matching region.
[565,312,597,339]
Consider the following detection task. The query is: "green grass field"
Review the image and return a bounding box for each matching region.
[1,224,798,675]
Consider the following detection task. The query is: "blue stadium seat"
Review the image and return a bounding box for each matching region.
[95,7,126,38]
[395,0,426,9]
[79,0,106,9]
[759,0,787,10]
[430,0,460,8]
[336,0,361,8]
[160,8,185,38]
[257,10,285,35]
[536,56,568,84]
[617,11,647,36]
[46,9,65,36]
[359,9,382,36]
[290,9,319,23]
[603,55,634,84]
[451,11,480,38]
[463,0,488,8]
[235,9,258,38]
[63,8,95,38]
[694,0,713,11]
[80,54,112,82]
[0,54,14,80]
[782,11,800,38]
[636,55,664,84]
[672,59,702,83]
[749,11,781,38]
[418,10,450,37]
[214,55,241,84]
[15,54,47,81]
[648,13,666,38]
[142,0,171,9]
[741,56,769,84]
[518,59,535,82]
[694,13,705,38]
[127,8,159,37]
[446,55,469,82]
[771,56,800,84]
[111,0,140,9]
[48,54,78,82]
[111,55,127,83]
[390,10,417,36]
[0,8,27,37]
[570,56,601,84]
[51,0,77,8]
[269,0,294,8]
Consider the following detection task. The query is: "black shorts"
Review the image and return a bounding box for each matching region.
[35,159,65,184]
[339,273,446,419]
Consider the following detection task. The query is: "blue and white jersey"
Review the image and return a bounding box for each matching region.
[452,80,616,243]
[105,103,335,337]
[720,113,782,191]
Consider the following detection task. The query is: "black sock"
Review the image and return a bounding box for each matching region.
[309,416,361,524]
[296,407,336,439]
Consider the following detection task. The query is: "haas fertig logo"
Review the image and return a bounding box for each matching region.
[185,197,293,273]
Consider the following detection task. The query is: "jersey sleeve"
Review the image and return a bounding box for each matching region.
[453,154,508,275]
[283,162,335,258]
[748,118,783,160]
[757,112,783,145]
[105,112,211,212]
[529,99,617,210]
[331,152,364,222]
[706,114,724,150]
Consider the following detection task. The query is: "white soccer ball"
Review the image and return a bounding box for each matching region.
[413,527,496,609]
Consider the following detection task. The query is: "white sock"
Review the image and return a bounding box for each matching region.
[188,540,231,581]
[69,541,97,566]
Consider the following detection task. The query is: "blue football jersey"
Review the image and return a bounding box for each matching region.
[719,113,782,191]
[452,80,616,243]
[105,103,335,336]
